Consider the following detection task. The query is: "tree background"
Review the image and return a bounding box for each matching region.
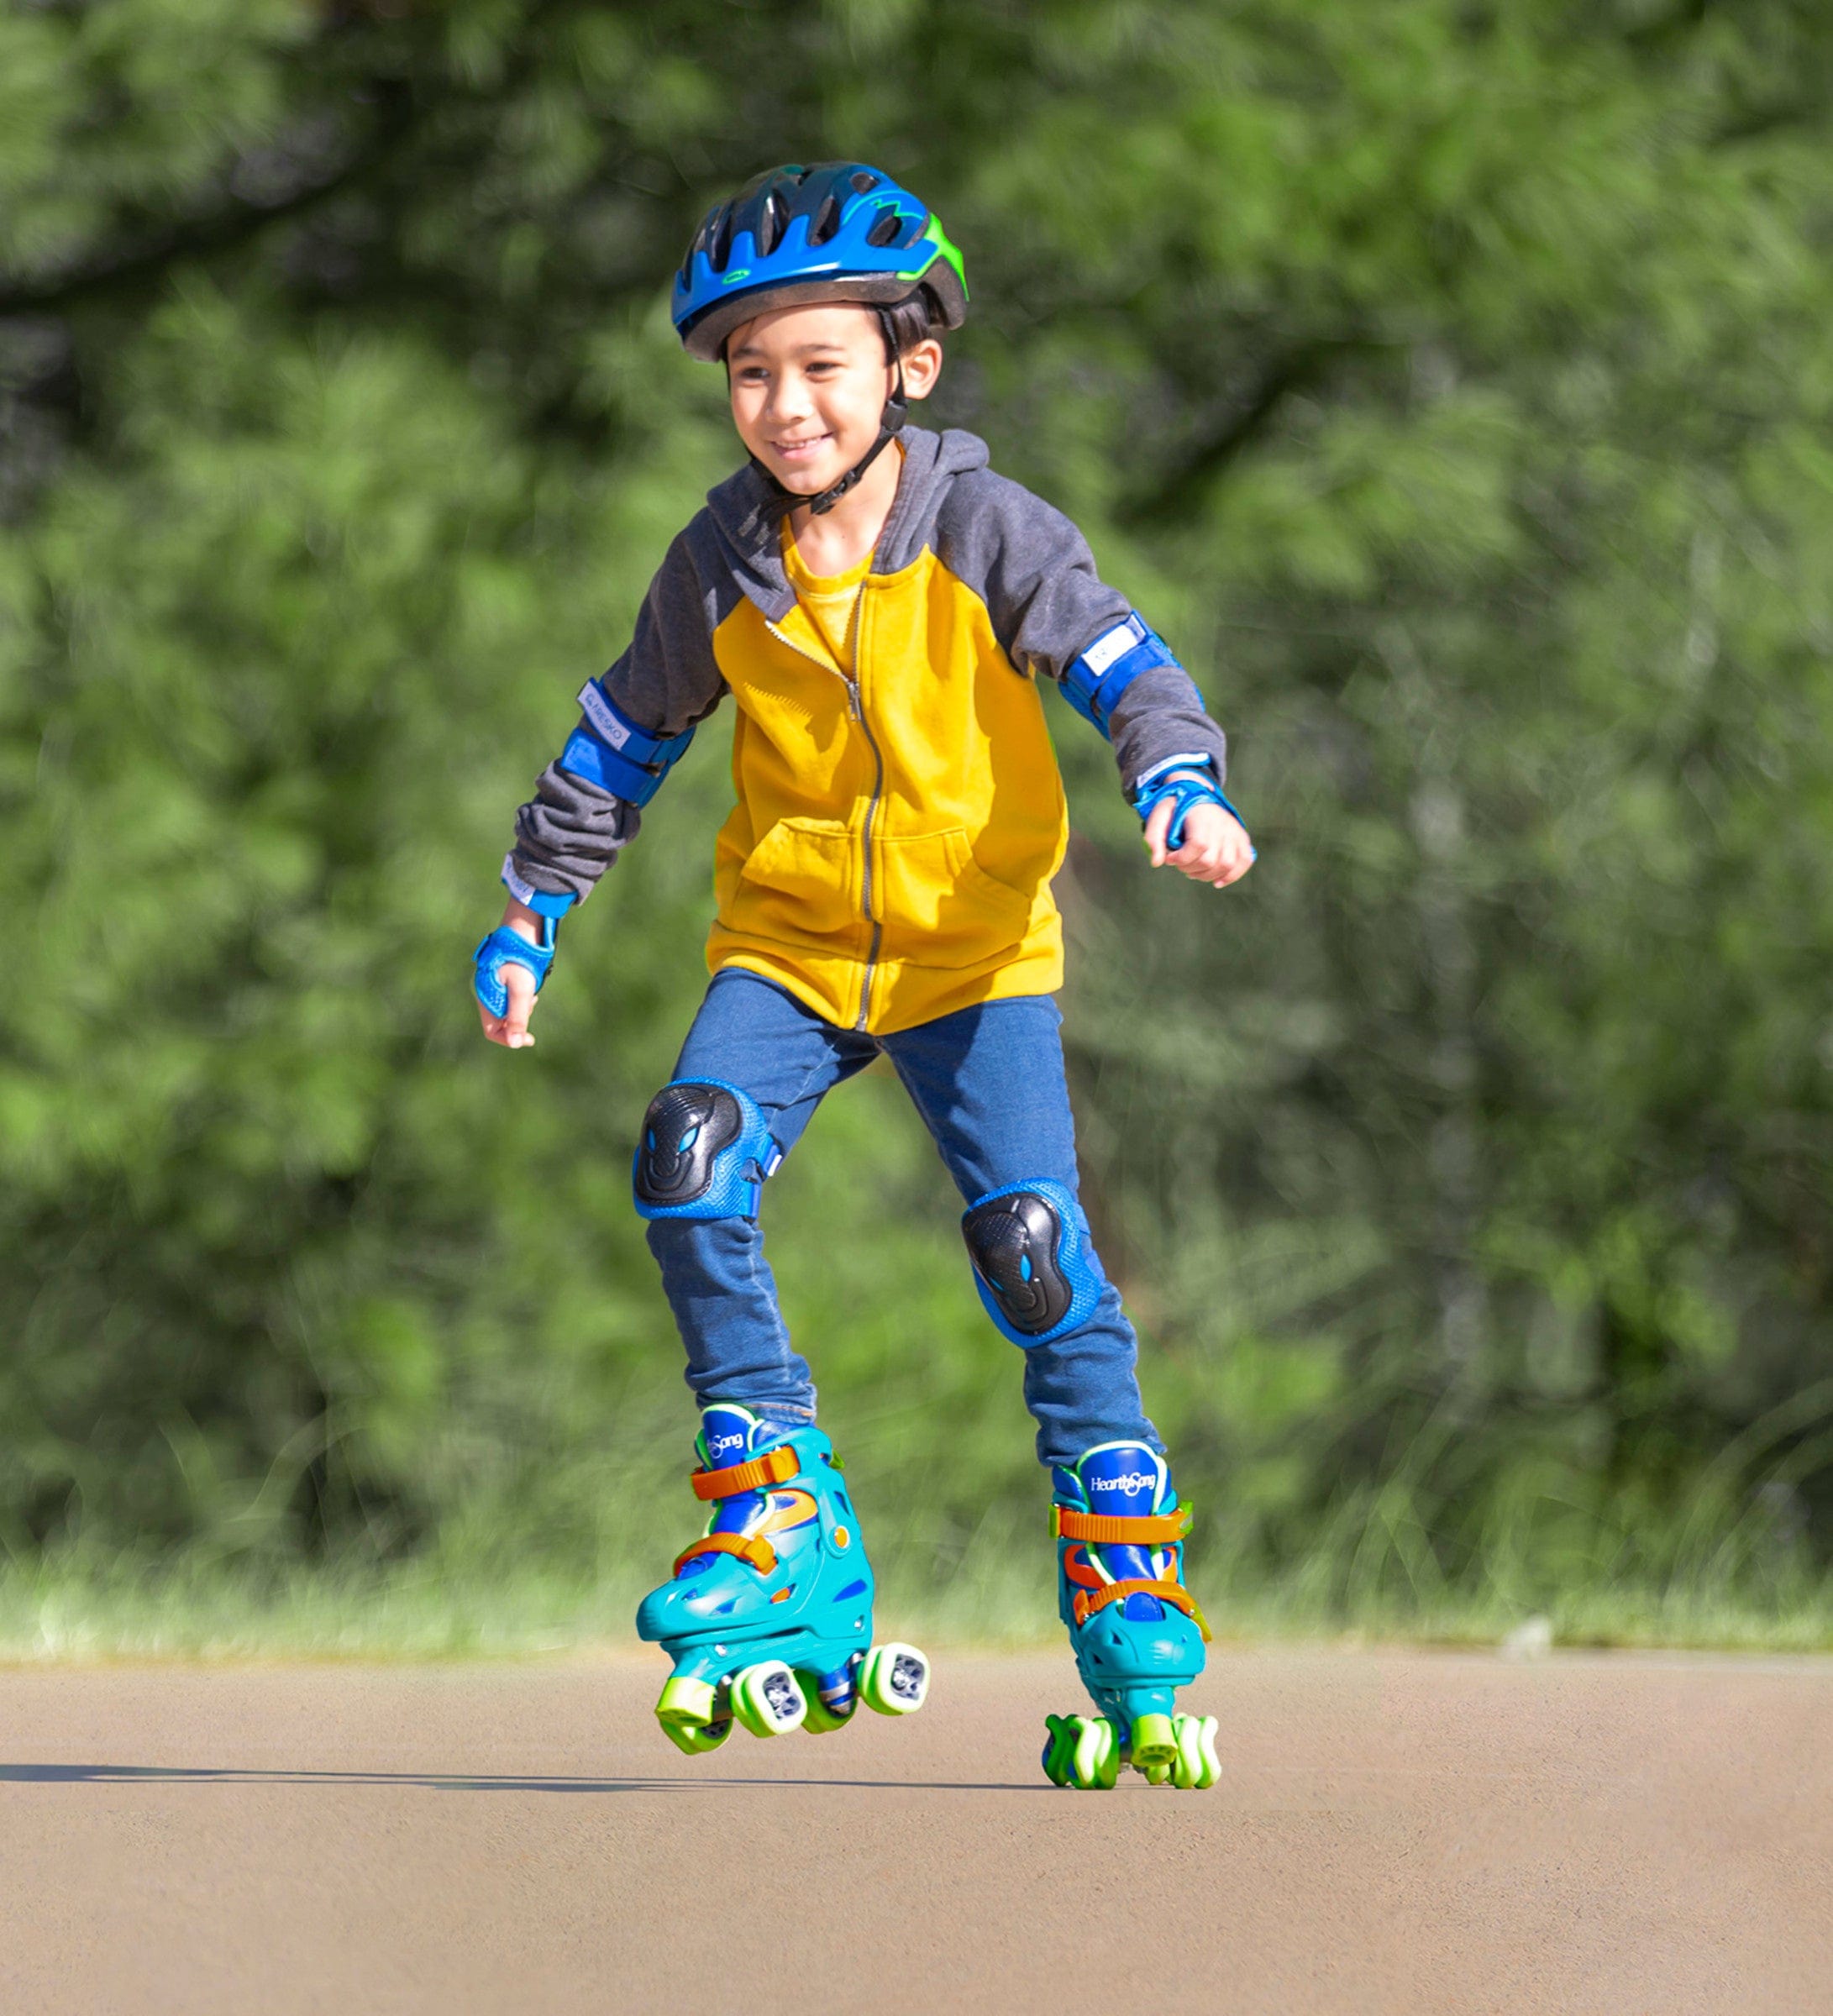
[3,0,1832,1645]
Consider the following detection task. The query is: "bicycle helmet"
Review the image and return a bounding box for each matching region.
[672,162,969,363]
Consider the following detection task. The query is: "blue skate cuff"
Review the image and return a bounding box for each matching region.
[473,916,556,1018]
[633,1077,784,1221]
[1061,615,1180,738]
[1130,754,1252,856]
[556,680,696,806]
[960,1177,1106,1348]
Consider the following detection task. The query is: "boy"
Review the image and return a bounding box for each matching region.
[474,164,1252,1790]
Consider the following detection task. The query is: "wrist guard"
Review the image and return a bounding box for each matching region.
[475,858,575,1017]
[1130,755,1251,855]
[474,918,556,1017]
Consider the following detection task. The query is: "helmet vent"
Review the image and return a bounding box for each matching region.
[811,193,843,245]
[759,188,789,255]
[850,171,879,193]
[865,204,903,249]
[710,206,734,271]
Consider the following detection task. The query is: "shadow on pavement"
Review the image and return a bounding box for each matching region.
[0,1762,1049,1794]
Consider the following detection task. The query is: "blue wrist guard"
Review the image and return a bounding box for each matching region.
[475,858,575,1017]
[1130,755,1252,855]
[474,917,556,1017]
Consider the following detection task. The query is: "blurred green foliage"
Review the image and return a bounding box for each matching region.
[3,0,1833,1645]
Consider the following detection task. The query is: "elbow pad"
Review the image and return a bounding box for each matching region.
[1060,615,1181,738]
[556,679,695,806]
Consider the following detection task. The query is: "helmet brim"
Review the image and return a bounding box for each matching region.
[681,266,968,363]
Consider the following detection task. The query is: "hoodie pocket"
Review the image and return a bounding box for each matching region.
[726,816,861,948]
[877,827,1036,969]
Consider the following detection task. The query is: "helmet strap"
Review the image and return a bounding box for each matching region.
[750,307,908,519]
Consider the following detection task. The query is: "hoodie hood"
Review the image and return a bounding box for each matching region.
[702,426,993,622]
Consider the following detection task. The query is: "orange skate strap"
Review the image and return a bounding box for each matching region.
[1072,1578,1211,1641]
[674,1533,778,1578]
[690,1445,799,1500]
[1052,1504,1193,1545]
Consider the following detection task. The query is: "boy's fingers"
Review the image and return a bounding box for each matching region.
[500,963,537,1047]
[1143,798,1173,865]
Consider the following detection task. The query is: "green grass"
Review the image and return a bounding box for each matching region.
[3,1539,1830,1665]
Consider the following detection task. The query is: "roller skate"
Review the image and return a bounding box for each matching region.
[635,1403,931,1755]
[1040,1441,1220,1791]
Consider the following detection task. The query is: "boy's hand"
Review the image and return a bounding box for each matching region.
[1144,793,1253,887]
[477,899,543,1048]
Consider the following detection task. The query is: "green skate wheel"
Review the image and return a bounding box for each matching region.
[660,1713,733,1756]
[1041,1714,1079,1787]
[1129,1712,1178,1780]
[1069,1714,1121,1790]
[656,1674,734,1757]
[730,1660,807,1739]
[797,1673,855,1735]
[1170,1713,1221,1790]
[859,1643,930,1716]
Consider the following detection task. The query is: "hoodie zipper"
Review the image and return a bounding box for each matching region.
[764,590,884,1031]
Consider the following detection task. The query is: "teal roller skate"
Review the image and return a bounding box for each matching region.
[1040,1441,1219,1791]
[636,1403,931,1756]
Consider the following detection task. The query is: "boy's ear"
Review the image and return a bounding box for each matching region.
[900,336,944,402]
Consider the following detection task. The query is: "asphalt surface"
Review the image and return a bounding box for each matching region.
[0,1647,1827,2013]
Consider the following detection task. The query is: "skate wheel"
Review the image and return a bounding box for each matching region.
[729,1660,808,1739]
[661,1714,733,1756]
[1128,1711,1178,1779]
[1070,1714,1121,1790]
[797,1672,856,1735]
[1170,1713,1221,1791]
[859,1642,929,1716]
[655,1674,733,1756]
[1042,1714,1119,1789]
[1041,1714,1078,1787]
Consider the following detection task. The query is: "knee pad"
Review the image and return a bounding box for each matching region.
[960,1177,1105,1347]
[633,1079,783,1221]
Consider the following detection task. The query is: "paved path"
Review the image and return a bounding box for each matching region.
[0,1648,1827,2013]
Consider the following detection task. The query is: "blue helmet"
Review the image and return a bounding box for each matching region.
[673,162,969,361]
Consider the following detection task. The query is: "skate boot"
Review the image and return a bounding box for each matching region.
[635,1403,930,1756]
[1040,1441,1219,1790]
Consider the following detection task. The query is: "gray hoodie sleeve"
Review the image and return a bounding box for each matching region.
[505,519,732,907]
[934,469,1228,799]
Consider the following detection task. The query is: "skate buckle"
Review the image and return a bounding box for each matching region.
[674,1532,778,1578]
[1071,1577,1211,1641]
[1051,1504,1193,1545]
[691,1444,800,1500]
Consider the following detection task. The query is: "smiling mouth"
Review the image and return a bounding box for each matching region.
[769,433,831,459]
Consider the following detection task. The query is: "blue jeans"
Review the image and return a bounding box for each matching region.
[643,969,1161,1470]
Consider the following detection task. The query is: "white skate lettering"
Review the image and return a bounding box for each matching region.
[708,1432,746,1458]
[1089,1471,1158,1494]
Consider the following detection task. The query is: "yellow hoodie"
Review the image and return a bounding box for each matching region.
[507,428,1230,1035]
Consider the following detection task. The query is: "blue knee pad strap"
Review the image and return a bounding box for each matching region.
[474,916,555,1017]
[960,1177,1106,1348]
[633,1077,784,1221]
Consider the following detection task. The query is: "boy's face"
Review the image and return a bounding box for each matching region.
[726,302,942,498]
